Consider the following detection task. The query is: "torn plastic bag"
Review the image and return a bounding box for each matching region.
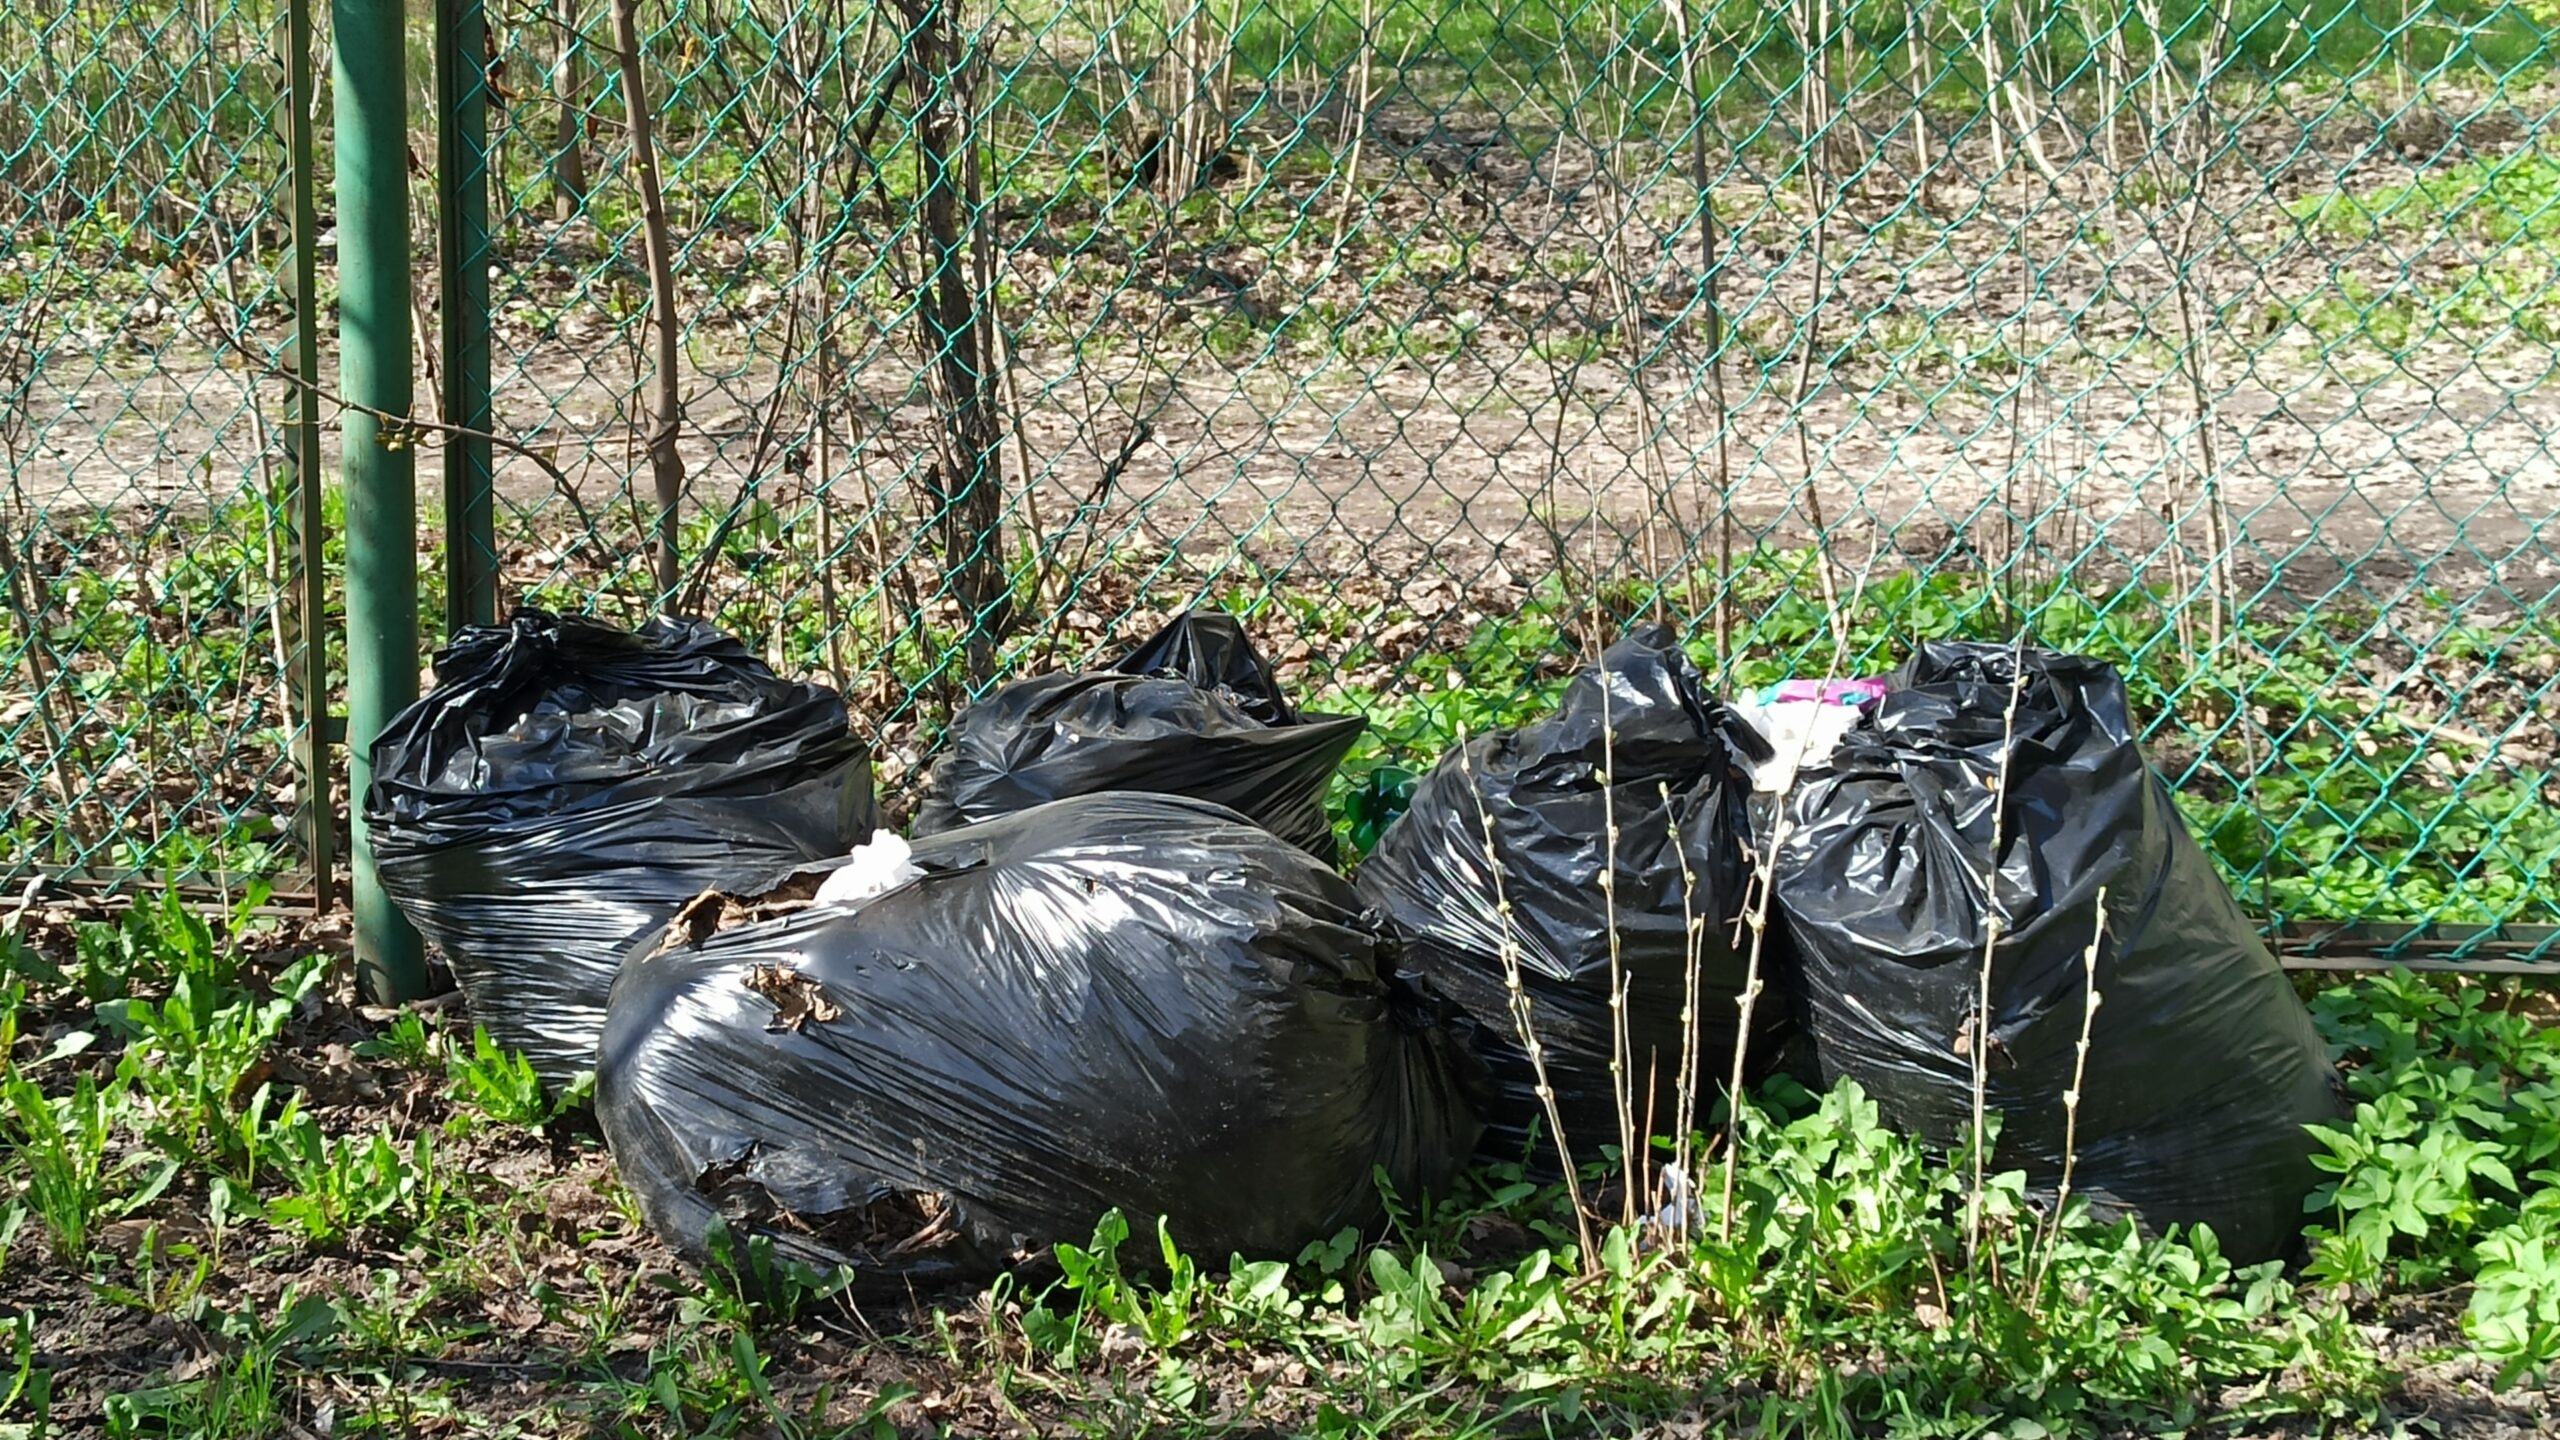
[1771,641,2346,1264]
[915,612,1362,860]
[595,792,1488,1293]
[365,609,876,1086]
[1354,624,1788,1171]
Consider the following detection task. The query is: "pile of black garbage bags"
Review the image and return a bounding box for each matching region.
[366,606,2345,1295]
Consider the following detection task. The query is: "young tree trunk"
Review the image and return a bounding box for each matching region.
[900,0,1011,681]
[608,0,687,600]
[553,0,588,218]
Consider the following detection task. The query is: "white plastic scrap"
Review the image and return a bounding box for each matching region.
[1643,1161,1702,1244]
[1729,678,1889,793]
[812,830,924,909]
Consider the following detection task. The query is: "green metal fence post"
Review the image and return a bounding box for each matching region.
[438,0,498,633]
[336,0,427,1002]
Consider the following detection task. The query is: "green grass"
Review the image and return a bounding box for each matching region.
[9,0,2555,270]
[2293,147,2560,248]
[0,479,323,880]
[999,0,2556,116]
[2272,148,2560,357]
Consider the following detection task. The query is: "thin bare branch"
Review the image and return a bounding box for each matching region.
[2036,886,2109,1293]
[1456,722,1597,1265]
[1966,636,2033,1271]
[606,0,691,602]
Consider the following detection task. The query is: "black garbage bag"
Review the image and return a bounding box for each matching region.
[594,792,1487,1292]
[1353,624,1787,1172]
[914,612,1361,861]
[1771,640,2345,1264]
[366,609,876,1086]
[1117,607,1301,727]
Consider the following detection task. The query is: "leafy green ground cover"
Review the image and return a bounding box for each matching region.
[7,497,2553,1434]
[3,880,2558,1435]
[1303,566,2558,931]
[10,492,2556,930]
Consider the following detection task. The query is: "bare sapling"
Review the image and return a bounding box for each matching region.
[1529,41,1599,616]
[1455,724,1597,1265]
[1661,0,1740,671]
[2002,0,2065,183]
[1962,0,2058,185]
[1965,637,2032,1271]
[1783,0,1848,651]
[1567,228,1643,1214]
[1323,0,1378,267]
[1156,0,1235,203]
[2034,886,2108,1294]
[677,307,807,619]
[802,0,877,700]
[1596,622,1640,1226]
[607,0,689,602]
[901,0,1013,681]
[1903,0,1935,188]
[0,246,92,846]
[2098,0,2132,175]
[1667,781,1705,1242]
[278,13,333,904]
[180,157,303,863]
[1715,835,1780,1240]
[2134,0,2239,652]
[1717,541,1879,1239]
[552,0,589,217]
[1577,36,1692,620]
[1994,78,2049,623]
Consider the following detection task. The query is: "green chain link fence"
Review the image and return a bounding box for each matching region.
[0,0,329,897]
[4,0,2556,960]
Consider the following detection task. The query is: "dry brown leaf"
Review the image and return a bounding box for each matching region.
[743,963,844,1033]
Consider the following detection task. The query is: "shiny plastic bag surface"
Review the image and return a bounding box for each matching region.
[1117,607,1302,727]
[595,792,1488,1293]
[1354,624,1786,1171]
[914,612,1361,860]
[366,609,875,1084]
[1772,640,2345,1263]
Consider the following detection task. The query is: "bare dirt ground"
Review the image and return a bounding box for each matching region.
[11,87,2560,612]
[22,332,2560,603]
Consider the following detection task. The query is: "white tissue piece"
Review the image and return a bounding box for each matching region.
[812,830,923,909]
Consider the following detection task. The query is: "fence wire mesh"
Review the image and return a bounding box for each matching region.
[4,0,2557,955]
[0,0,326,892]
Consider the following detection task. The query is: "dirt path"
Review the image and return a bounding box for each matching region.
[18,333,2558,608]
[13,89,2560,610]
